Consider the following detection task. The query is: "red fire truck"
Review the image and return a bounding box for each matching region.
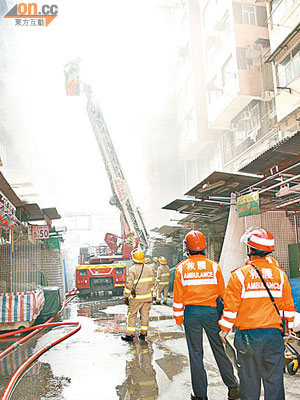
[76,263,126,296]
[76,234,138,296]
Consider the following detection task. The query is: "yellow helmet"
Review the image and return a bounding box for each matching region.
[159,256,167,264]
[144,257,150,263]
[153,257,158,263]
[132,250,145,264]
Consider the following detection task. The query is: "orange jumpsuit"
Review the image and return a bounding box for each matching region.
[173,254,237,398]
[219,256,295,400]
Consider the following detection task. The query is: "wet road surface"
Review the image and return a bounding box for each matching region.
[0,296,299,399]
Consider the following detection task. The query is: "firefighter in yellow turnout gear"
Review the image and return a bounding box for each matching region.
[122,250,154,342]
[155,256,170,305]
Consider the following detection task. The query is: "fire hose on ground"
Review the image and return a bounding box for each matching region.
[0,294,76,360]
[0,321,81,400]
[0,293,80,399]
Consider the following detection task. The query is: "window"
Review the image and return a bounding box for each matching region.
[79,270,87,276]
[272,0,297,25]
[242,5,256,25]
[115,268,124,275]
[277,43,300,86]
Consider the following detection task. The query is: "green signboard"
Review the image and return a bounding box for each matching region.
[237,191,260,218]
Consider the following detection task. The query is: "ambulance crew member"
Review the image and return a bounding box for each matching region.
[219,228,295,400]
[152,257,159,302]
[173,230,239,400]
[122,250,154,342]
[155,256,170,305]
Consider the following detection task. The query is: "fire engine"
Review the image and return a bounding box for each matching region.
[65,59,149,296]
[75,264,126,296]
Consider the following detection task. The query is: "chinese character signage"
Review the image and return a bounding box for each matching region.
[32,225,49,240]
[237,191,260,218]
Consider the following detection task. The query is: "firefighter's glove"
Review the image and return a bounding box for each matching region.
[219,330,229,344]
[124,297,130,306]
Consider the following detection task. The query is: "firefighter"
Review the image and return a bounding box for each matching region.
[122,250,154,342]
[219,228,295,400]
[173,230,239,400]
[125,230,136,248]
[155,256,170,305]
[152,257,159,302]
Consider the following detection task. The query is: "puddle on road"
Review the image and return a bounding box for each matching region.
[0,297,189,400]
[116,341,188,400]
[11,362,70,400]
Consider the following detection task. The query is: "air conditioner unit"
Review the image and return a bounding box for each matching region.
[231,122,239,130]
[240,111,251,120]
[246,44,263,58]
[261,90,274,101]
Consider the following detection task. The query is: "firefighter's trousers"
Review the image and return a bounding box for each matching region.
[236,328,285,400]
[156,284,168,302]
[184,305,238,398]
[126,300,152,336]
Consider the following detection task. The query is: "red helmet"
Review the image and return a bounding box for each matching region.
[184,230,206,252]
[241,228,274,252]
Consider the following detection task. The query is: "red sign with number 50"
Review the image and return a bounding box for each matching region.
[32,225,49,239]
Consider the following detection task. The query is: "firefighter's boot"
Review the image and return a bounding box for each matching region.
[139,333,147,342]
[191,395,208,400]
[121,335,134,342]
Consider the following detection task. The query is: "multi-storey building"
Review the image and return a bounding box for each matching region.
[265,0,300,136]
[173,0,222,191]
[200,0,279,172]
[158,1,300,268]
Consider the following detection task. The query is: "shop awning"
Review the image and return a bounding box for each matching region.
[43,208,61,220]
[162,198,225,214]
[239,131,300,176]
[22,204,44,221]
[22,204,61,222]
[0,172,23,207]
[265,22,300,63]
[184,171,265,198]
[151,225,189,236]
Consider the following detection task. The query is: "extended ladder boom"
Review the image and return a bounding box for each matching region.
[64,60,149,249]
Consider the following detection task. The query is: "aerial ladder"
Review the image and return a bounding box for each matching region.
[64,59,149,254]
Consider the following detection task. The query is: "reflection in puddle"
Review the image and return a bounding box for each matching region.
[0,344,70,400]
[94,314,125,333]
[77,297,122,319]
[155,352,188,381]
[11,363,70,400]
[148,331,186,342]
[116,343,158,400]
[116,337,188,399]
